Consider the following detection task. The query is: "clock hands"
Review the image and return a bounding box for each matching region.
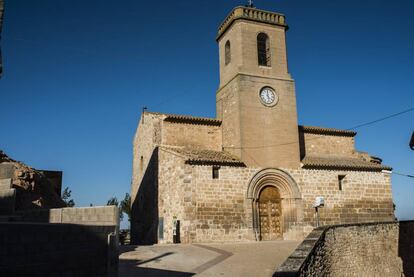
[260,88,278,106]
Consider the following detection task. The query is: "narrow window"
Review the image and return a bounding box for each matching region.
[338,175,346,191]
[225,40,231,65]
[140,156,144,173]
[257,33,271,66]
[212,166,220,179]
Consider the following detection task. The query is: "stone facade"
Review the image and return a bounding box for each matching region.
[131,6,395,244]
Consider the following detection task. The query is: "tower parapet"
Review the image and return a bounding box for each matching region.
[217,6,287,41]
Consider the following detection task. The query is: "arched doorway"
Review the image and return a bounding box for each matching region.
[258,186,282,240]
[247,168,303,240]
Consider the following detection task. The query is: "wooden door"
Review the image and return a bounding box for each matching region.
[258,186,282,240]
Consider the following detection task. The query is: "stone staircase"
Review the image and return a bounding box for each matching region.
[0,178,16,215]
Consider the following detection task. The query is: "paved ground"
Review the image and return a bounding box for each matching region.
[119,240,300,277]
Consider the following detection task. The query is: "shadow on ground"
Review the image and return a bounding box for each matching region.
[119,250,195,277]
[119,262,194,277]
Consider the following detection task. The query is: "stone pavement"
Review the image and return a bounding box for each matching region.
[119,240,300,277]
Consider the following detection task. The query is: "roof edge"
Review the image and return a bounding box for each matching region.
[301,162,392,172]
[141,111,221,126]
[299,125,357,137]
[185,160,246,167]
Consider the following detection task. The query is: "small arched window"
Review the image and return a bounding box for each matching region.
[257,33,271,66]
[225,40,231,65]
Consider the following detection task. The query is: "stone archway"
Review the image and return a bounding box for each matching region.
[247,168,303,240]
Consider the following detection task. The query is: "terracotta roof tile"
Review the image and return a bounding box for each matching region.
[161,147,245,166]
[302,156,392,171]
[299,125,357,137]
[145,112,221,126]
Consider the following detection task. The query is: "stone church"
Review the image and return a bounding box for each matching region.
[131,5,395,244]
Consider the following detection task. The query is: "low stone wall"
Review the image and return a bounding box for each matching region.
[0,222,118,276]
[15,206,120,228]
[275,221,414,277]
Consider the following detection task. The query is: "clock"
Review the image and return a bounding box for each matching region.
[259,87,278,107]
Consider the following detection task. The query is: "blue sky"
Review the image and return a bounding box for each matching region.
[0,0,413,223]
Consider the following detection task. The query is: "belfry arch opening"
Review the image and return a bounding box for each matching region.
[247,168,303,240]
[257,32,271,66]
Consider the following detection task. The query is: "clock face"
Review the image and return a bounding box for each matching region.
[259,87,278,106]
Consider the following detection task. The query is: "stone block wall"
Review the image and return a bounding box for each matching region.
[132,112,162,206]
[301,133,356,157]
[16,206,120,228]
[131,148,159,244]
[162,121,222,151]
[131,111,394,244]
[217,20,290,88]
[131,112,223,205]
[140,147,394,243]
[0,222,118,276]
[143,148,259,244]
[192,165,258,242]
[276,221,414,277]
[216,77,242,158]
[157,149,190,243]
[287,169,395,227]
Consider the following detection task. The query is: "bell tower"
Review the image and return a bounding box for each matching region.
[216,6,300,169]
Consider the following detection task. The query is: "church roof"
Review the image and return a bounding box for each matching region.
[299,125,357,137]
[145,112,222,126]
[301,156,392,172]
[161,147,245,167]
[164,114,221,126]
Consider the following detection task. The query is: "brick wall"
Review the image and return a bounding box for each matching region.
[0,222,118,276]
[276,221,414,277]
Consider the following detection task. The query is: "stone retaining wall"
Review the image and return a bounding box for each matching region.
[275,221,414,277]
